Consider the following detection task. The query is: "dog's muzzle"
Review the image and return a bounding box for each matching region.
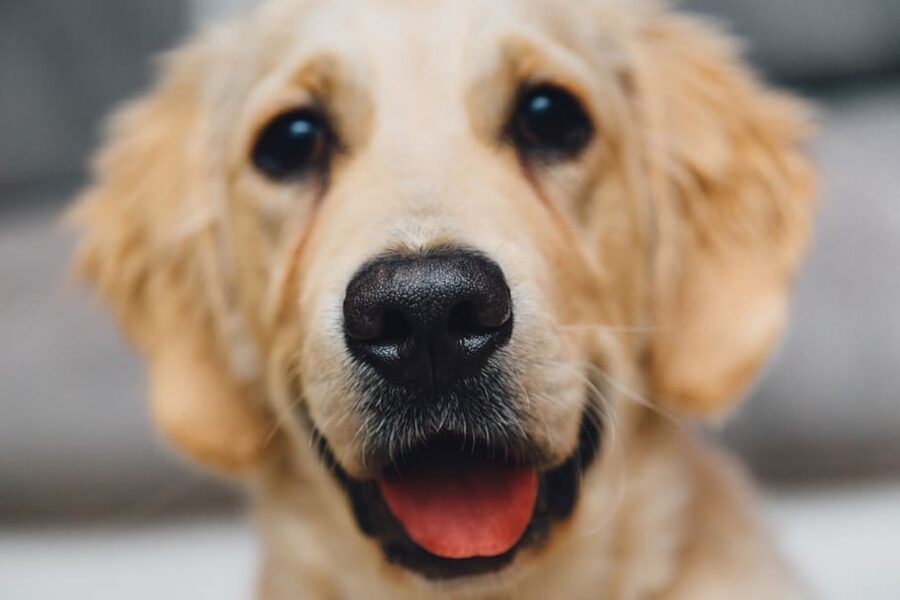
[301,247,602,579]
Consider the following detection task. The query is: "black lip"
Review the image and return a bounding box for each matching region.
[308,408,602,580]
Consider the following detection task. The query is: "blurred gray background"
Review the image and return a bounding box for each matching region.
[1,1,899,599]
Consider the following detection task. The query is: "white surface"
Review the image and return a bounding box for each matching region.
[768,483,900,600]
[2,483,898,599]
[0,516,257,600]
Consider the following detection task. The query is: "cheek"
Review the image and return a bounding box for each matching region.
[224,182,366,439]
[288,233,375,470]
[230,208,277,318]
[501,285,584,458]
[299,312,355,424]
[575,167,652,332]
[226,175,323,339]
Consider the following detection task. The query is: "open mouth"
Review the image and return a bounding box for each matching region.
[378,437,539,560]
[310,410,602,580]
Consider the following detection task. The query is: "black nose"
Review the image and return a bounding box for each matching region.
[343,249,513,390]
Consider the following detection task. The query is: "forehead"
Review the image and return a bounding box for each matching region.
[264,0,570,46]
[249,0,604,88]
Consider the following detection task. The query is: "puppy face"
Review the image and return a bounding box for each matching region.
[74,0,814,587]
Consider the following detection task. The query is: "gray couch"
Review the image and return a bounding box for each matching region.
[0,1,185,191]
[689,0,900,82]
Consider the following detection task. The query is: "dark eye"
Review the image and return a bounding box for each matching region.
[251,109,333,181]
[508,84,593,160]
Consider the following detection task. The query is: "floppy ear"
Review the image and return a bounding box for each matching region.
[633,13,816,414]
[71,42,275,471]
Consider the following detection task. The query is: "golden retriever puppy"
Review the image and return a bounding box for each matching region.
[73,0,815,597]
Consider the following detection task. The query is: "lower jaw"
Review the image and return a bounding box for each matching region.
[309,408,603,581]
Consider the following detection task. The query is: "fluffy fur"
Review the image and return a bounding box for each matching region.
[72,0,815,597]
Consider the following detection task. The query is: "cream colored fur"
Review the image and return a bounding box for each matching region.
[72,0,815,597]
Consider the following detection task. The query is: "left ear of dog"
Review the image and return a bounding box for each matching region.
[70,39,276,473]
[633,12,816,414]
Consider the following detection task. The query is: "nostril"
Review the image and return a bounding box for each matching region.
[380,309,413,345]
[344,308,381,342]
[345,306,413,345]
[447,302,480,338]
[446,293,513,369]
[447,301,507,339]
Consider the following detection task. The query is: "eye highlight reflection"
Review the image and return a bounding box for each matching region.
[251,108,334,181]
[508,84,594,161]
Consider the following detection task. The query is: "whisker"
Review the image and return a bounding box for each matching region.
[529,348,684,430]
[583,363,684,430]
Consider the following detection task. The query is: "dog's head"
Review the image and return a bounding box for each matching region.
[73,0,813,586]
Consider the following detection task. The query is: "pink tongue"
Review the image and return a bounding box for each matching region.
[377,459,538,560]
